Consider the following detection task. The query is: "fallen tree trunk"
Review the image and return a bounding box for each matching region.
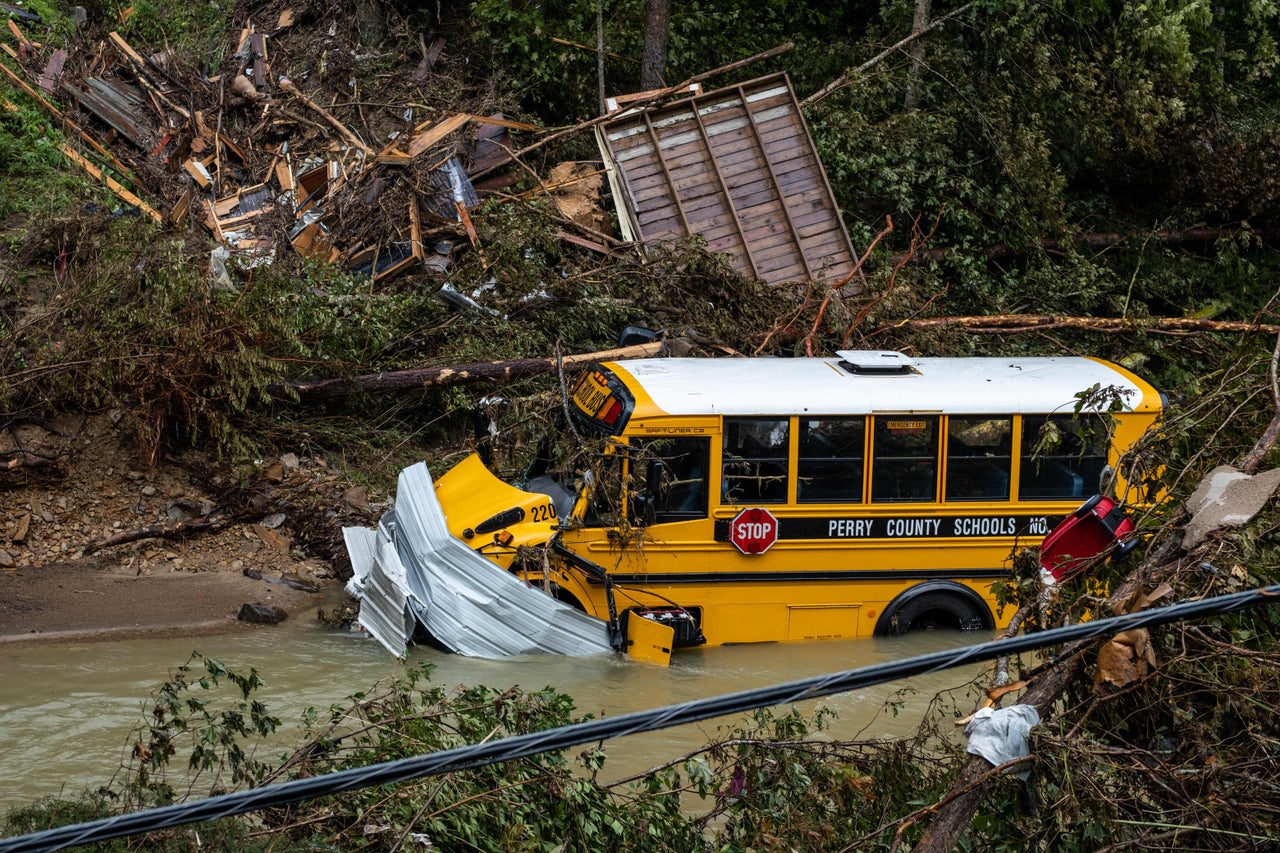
[912,532,1186,851]
[84,513,226,555]
[274,340,666,402]
[901,314,1280,335]
[885,225,1280,267]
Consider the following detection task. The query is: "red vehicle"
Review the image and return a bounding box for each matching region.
[1039,494,1138,582]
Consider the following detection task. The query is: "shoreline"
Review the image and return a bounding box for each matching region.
[0,558,338,646]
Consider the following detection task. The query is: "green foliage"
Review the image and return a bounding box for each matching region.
[259,662,704,851]
[1,792,115,842]
[463,0,857,120]
[119,0,230,69]
[0,85,90,221]
[120,653,281,806]
[805,0,1280,319]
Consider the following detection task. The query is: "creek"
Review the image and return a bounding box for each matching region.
[0,596,991,812]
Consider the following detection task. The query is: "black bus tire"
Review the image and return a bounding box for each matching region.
[875,584,993,636]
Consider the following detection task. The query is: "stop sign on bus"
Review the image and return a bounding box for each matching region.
[729,507,779,554]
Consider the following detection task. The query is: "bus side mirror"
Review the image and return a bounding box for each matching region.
[646,459,666,499]
[629,460,665,526]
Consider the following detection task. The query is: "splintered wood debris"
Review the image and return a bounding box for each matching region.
[1,13,539,285]
[3,10,848,289]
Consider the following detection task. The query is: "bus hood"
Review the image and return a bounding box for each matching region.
[343,461,613,658]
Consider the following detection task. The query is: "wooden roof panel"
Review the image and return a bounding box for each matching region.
[598,72,857,287]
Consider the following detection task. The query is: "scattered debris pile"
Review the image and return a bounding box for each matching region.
[1,6,578,285]
[3,7,854,290]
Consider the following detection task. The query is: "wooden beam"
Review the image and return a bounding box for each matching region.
[57,143,162,222]
[403,112,471,159]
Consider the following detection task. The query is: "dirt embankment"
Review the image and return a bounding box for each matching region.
[0,414,374,642]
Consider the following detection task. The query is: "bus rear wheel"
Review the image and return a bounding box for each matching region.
[874,582,993,636]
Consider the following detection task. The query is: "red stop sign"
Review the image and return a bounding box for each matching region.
[729,507,779,555]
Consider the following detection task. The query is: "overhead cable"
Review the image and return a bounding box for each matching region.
[4,583,1278,853]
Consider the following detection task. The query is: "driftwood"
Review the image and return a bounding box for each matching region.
[0,454,67,491]
[276,340,665,402]
[2,452,66,477]
[279,75,373,156]
[84,513,225,555]
[901,314,1280,335]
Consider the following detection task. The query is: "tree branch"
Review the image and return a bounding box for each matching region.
[900,315,1280,335]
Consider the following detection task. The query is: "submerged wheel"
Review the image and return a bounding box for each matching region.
[874,582,994,636]
[552,586,587,612]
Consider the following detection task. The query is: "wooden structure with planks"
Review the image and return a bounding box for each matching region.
[596,72,857,290]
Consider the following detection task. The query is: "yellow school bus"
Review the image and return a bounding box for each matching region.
[408,350,1164,660]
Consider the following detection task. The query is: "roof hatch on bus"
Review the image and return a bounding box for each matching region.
[835,350,918,375]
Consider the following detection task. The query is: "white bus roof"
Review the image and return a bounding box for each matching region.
[606,354,1160,418]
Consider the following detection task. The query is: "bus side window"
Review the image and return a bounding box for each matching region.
[798,417,865,502]
[1020,415,1109,500]
[722,418,789,504]
[945,416,1012,501]
[871,416,939,503]
[632,437,711,523]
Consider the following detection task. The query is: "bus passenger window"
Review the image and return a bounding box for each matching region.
[798,418,865,502]
[945,416,1012,501]
[632,437,711,523]
[723,418,789,504]
[1020,415,1109,500]
[871,416,939,503]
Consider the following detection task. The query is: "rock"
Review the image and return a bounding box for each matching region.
[1184,465,1280,549]
[342,486,371,512]
[254,524,289,551]
[238,602,288,624]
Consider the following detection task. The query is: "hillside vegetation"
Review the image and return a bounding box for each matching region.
[4,1,1280,850]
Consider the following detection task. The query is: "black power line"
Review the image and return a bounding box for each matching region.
[4,584,1278,853]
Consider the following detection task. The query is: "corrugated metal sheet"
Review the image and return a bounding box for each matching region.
[597,72,857,288]
[64,77,155,150]
[344,462,614,658]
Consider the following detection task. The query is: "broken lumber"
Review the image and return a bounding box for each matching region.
[57,143,162,222]
[900,315,1280,335]
[276,340,666,402]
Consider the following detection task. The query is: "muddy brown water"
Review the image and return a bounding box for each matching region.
[0,603,991,811]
